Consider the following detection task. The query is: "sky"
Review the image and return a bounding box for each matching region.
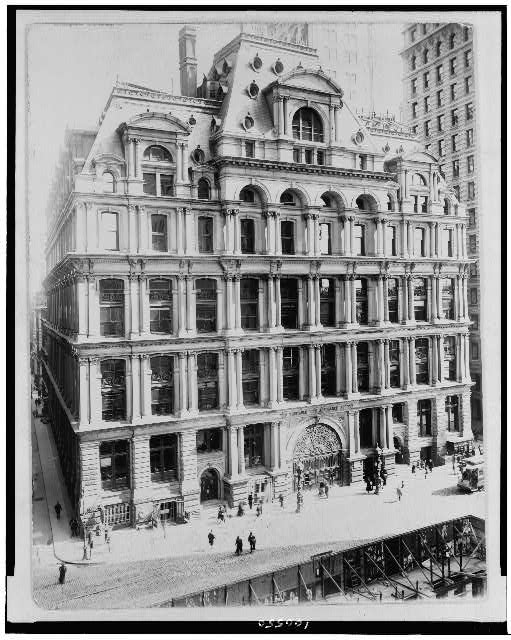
[26,19,403,296]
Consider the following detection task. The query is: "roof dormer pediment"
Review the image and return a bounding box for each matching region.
[266,66,344,99]
[117,112,191,139]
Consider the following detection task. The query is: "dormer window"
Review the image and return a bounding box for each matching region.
[273,58,284,75]
[142,144,175,197]
[243,113,254,130]
[292,107,323,142]
[252,53,262,71]
[248,80,259,99]
[192,146,205,163]
[143,145,172,163]
[103,171,115,193]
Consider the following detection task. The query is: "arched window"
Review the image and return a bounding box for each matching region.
[240,187,256,203]
[197,178,210,200]
[386,194,394,211]
[443,198,450,215]
[103,171,115,193]
[355,194,377,213]
[280,190,296,206]
[449,33,456,49]
[321,194,332,207]
[143,145,173,163]
[292,107,323,142]
[412,173,427,186]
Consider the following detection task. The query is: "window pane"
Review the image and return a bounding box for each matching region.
[143,173,157,195]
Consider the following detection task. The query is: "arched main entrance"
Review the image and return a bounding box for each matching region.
[200,468,219,502]
[292,424,344,491]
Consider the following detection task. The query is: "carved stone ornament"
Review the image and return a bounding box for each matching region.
[293,424,341,459]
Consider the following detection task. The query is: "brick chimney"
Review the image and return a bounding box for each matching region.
[179,26,198,97]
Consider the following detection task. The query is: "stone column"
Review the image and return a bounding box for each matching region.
[384,339,390,389]
[456,275,463,321]
[385,405,392,450]
[267,276,275,329]
[399,277,407,323]
[306,214,314,256]
[314,214,320,256]
[345,342,352,397]
[87,276,99,337]
[383,276,389,323]
[216,280,224,332]
[402,338,410,389]
[306,275,314,326]
[238,426,246,476]
[334,105,340,143]
[131,434,151,499]
[408,276,415,322]
[382,219,388,256]
[89,358,102,423]
[275,212,282,256]
[426,278,432,322]
[377,339,385,393]
[275,276,282,328]
[228,426,239,479]
[236,349,244,409]
[178,353,188,416]
[187,352,198,414]
[179,430,199,509]
[258,350,265,407]
[334,278,342,327]
[177,275,187,336]
[314,276,321,327]
[351,276,357,325]
[377,276,384,323]
[431,276,438,320]
[276,347,284,403]
[257,281,265,330]
[79,441,101,508]
[349,216,355,256]
[354,410,360,453]
[172,356,180,414]
[297,279,304,329]
[351,342,358,394]
[176,208,184,255]
[131,354,141,420]
[298,347,305,401]
[401,219,408,256]
[344,276,352,324]
[218,351,226,409]
[283,97,289,136]
[268,347,277,407]
[225,275,234,331]
[463,275,469,320]
[409,337,416,386]
[234,275,242,331]
[227,349,236,410]
[77,276,87,337]
[335,344,342,396]
[427,339,433,386]
[139,355,152,417]
[437,276,443,320]
[233,210,241,254]
[79,359,89,424]
[432,335,439,385]
[307,345,316,400]
[265,211,275,255]
[184,207,194,255]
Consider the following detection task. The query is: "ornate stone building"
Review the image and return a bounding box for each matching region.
[400,22,482,437]
[42,26,474,528]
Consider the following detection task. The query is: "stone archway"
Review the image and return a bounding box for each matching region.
[292,423,344,491]
[200,468,219,502]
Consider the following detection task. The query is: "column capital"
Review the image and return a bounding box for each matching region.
[222,207,240,217]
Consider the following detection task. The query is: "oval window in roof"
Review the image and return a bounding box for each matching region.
[253,53,262,70]
[274,58,284,74]
[244,113,254,130]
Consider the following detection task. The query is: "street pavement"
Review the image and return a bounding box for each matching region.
[32,401,485,609]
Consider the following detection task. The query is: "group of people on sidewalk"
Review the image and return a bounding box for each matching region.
[207,530,257,554]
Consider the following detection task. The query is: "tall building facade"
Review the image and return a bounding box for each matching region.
[400,22,482,437]
[41,26,473,529]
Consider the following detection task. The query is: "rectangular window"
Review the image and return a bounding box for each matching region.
[424,96,430,113]
[466,128,474,146]
[423,71,429,89]
[411,77,417,95]
[412,125,418,135]
[450,57,457,75]
[143,172,157,196]
[412,102,418,118]
[197,428,222,453]
[316,149,325,166]
[359,154,368,170]
[421,196,429,213]
[354,224,365,256]
[436,90,443,107]
[414,228,426,257]
[293,147,301,163]
[465,76,473,94]
[101,360,126,421]
[451,108,458,126]
[240,218,255,253]
[442,278,455,320]
[319,278,335,327]
[356,342,369,392]
[451,134,458,152]
[468,208,476,227]
[151,214,167,252]
[305,149,313,164]
[149,279,172,333]
[196,279,217,333]
[354,279,368,325]
[319,223,331,255]
[438,139,445,156]
[443,336,457,380]
[244,424,265,467]
[386,226,397,256]
[467,181,475,200]
[150,357,174,416]
[240,278,259,330]
[413,279,427,321]
[443,229,454,257]
[470,288,478,304]
[469,235,477,252]
[471,314,479,331]
[197,353,219,411]
[100,279,124,336]
[245,141,255,158]
[436,65,443,83]
[464,49,472,67]
[392,403,404,423]
[198,216,214,253]
[100,440,130,490]
[445,396,459,432]
[417,399,432,436]
[452,159,459,177]
[411,28,416,42]
[281,220,295,255]
[437,114,444,132]
[101,212,119,251]
[242,350,260,405]
[466,102,474,120]
[160,174,174,196]
[464,27,470,41]
[450,83,457,101]
[467,155,474,173]
[389,340,400,388]
[320,344,336,396]
[425,120,431,137]
[471,341,479,360]
[282,347,299,401]
[387,278,399,323]
[280,279,298,329]
[453,185,460,200]
[413,195,419,213]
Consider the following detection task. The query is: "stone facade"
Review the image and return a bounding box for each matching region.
[41,26,473,528]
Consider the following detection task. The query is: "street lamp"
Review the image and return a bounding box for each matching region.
[295,462,304,513]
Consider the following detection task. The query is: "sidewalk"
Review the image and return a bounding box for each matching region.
[32,397,485,568]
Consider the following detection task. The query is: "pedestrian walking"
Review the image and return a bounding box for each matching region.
[411,464,416,474]
[471,447,476,457]
[396,487,402,502]
[324,484,329,498]
[235,536,243,555]
[248,531,256,552]
[401,480,405,489]
[248,494,253,510]
[256,504,261,517]
[58,562,67,584]
[217,506,224,524]
[382,469,388,486]
[365,479,372,494]
[54,501,62,520]
[208,530,215,547]
[428,459,433,472]
[106,532,111,552]
[278,493,284,508]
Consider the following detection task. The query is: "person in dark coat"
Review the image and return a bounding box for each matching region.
[208,530,215,547]
[58,562,67,584]
[54,501,62,520]
[247,494,253,510]
[324,484,329,498]
[235,536,243,555]
[278,493,284,508]
[248,531,256,552]
[411,464,416,474]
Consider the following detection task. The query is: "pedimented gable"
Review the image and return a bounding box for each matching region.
[280,68,344,95]
[124,112,191,134]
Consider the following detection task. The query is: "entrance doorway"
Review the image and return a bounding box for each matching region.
[292,424,344,491]
[420,446,432,465]
[394,436,404,464]
[200,468,219,502]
